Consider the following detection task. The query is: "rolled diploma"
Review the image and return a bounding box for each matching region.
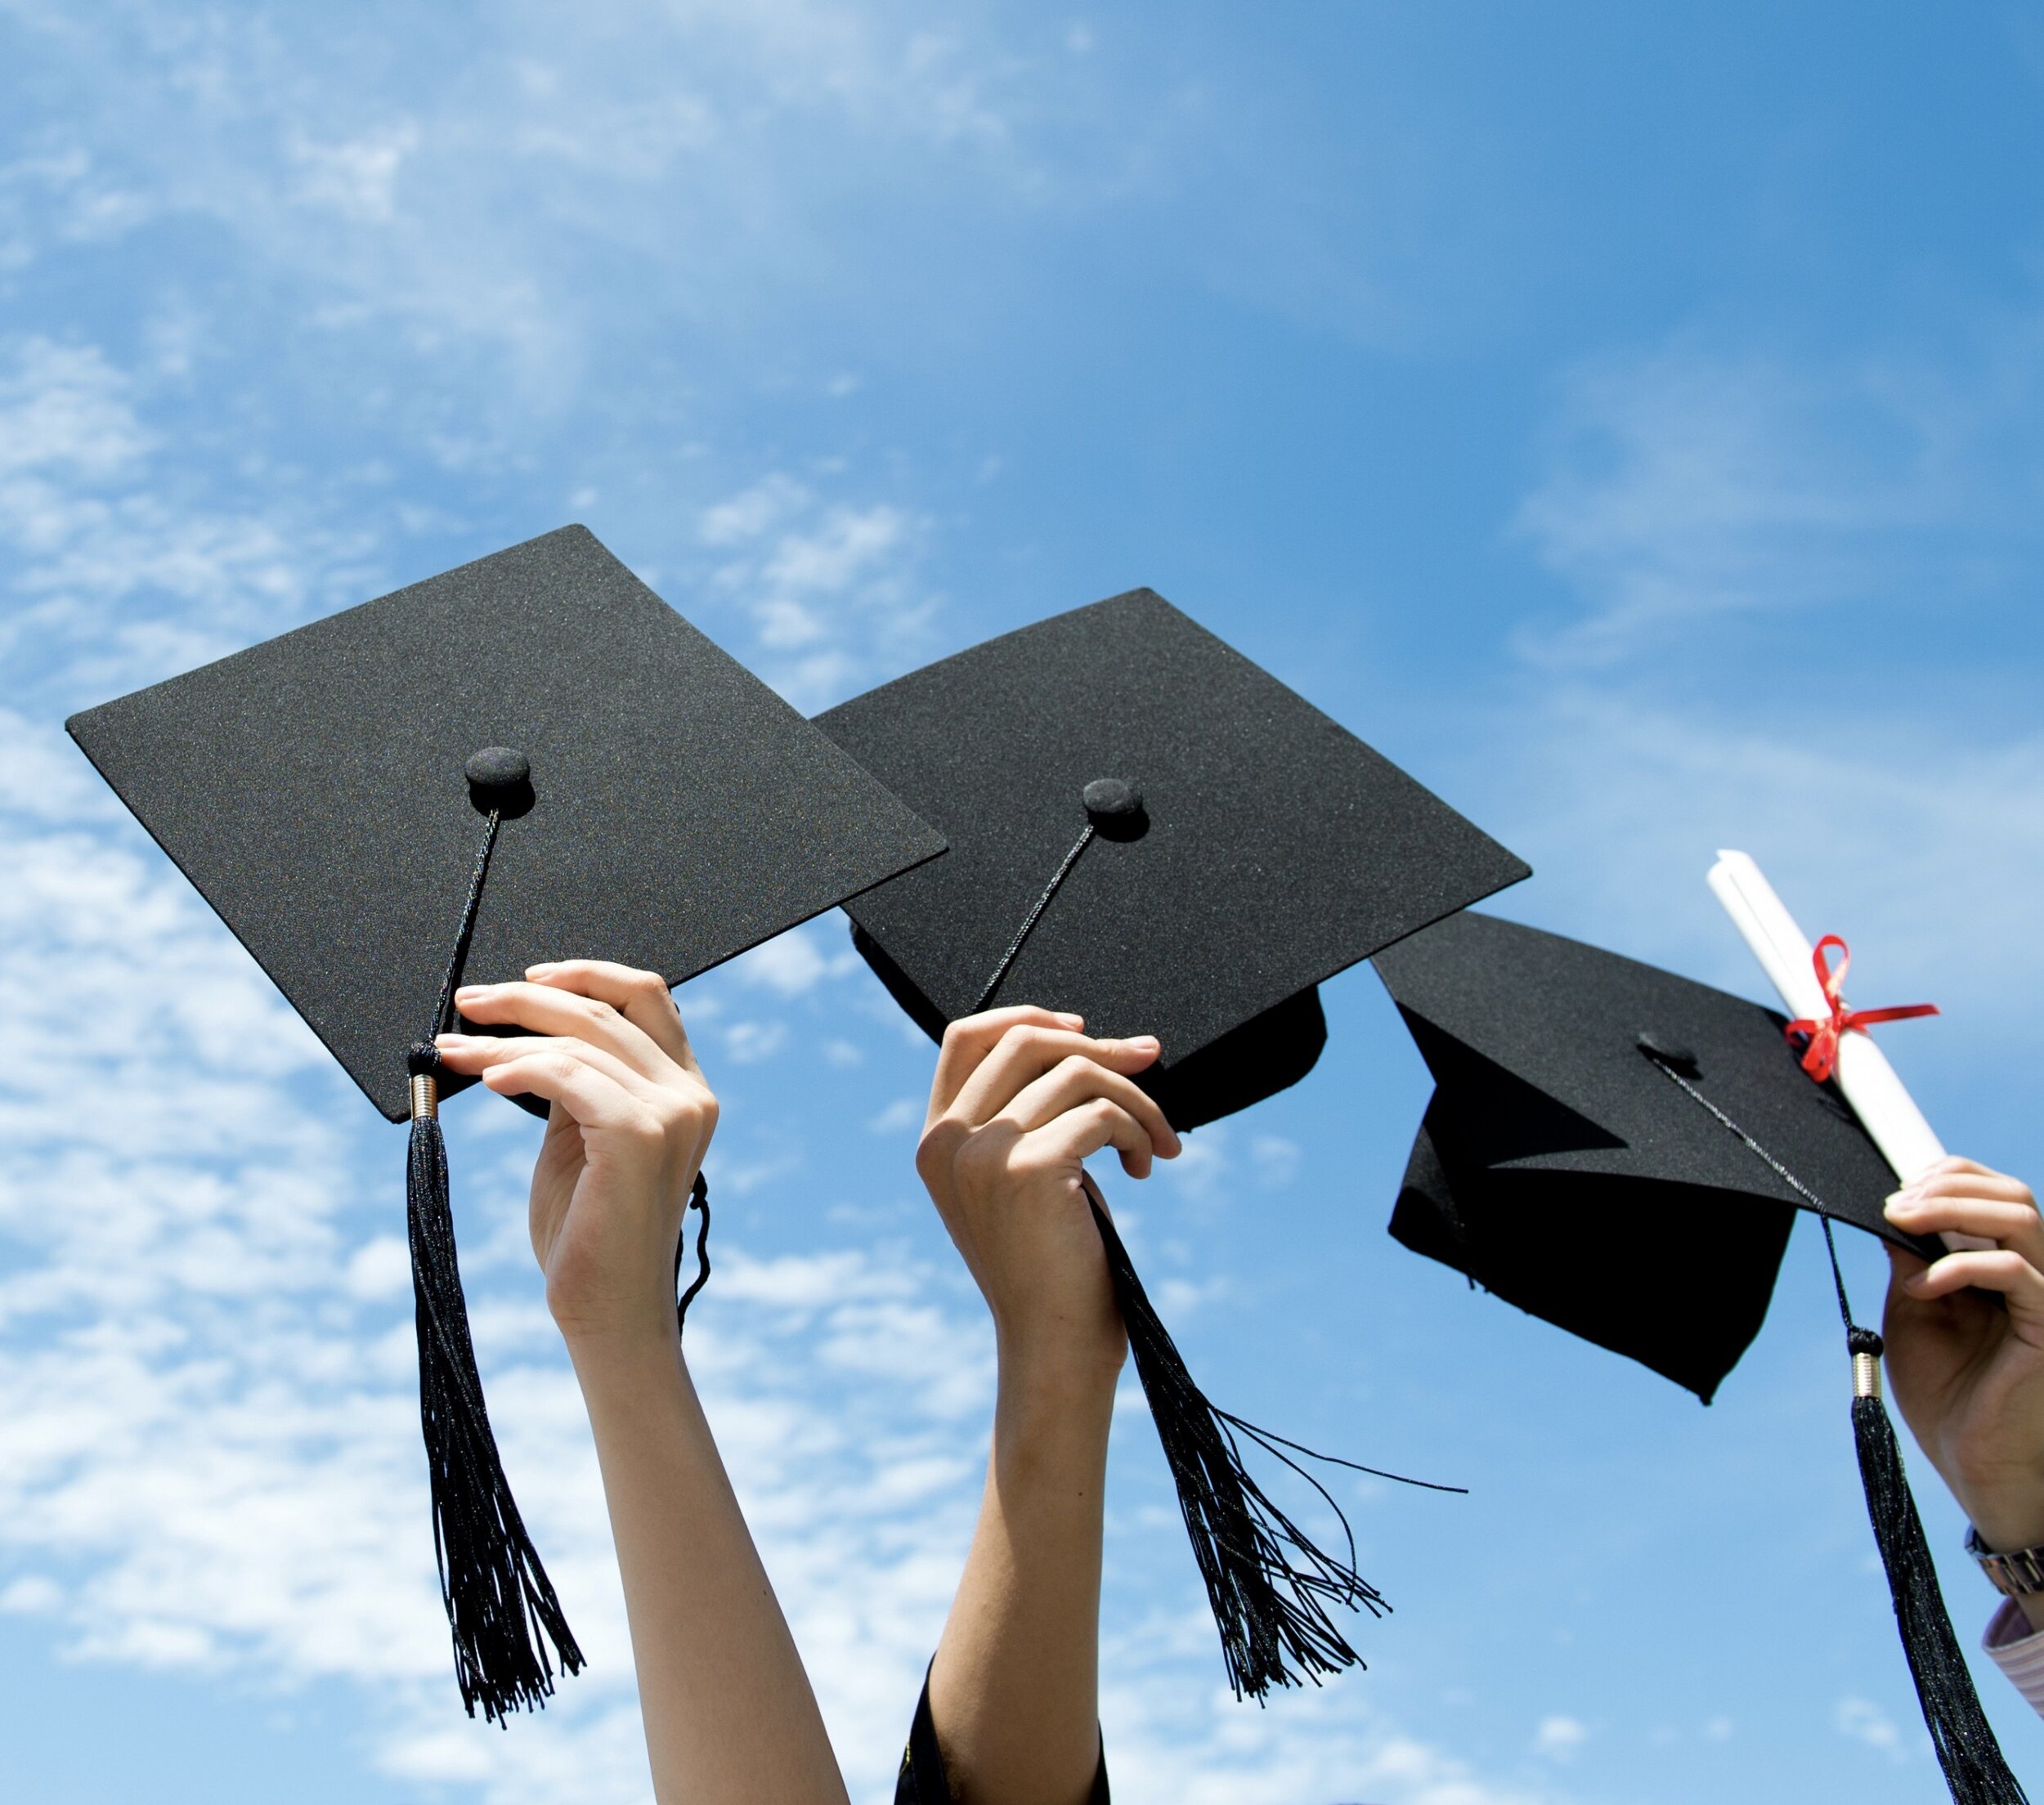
[1707,849,1985,1251]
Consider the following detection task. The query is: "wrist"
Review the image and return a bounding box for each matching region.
[560,1309,685,1386]
[994,1343,1119,1462]
[995,1323,1123,1409]
[1950,1467,2044,1561]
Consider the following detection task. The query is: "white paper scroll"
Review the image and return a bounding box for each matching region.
[1707,849,1982,1250]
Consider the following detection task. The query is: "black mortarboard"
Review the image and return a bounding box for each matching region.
[66,525,944,1722]
[1372,908,1927,1404]
[818,588,1525,1701]
[818,587,1531,1130]
[1375,910,2025,1805]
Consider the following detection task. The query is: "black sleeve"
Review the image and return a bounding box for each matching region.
[894,1670,1110,1803]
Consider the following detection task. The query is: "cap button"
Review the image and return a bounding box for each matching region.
[465,746,531,790]
[1636,1029,1699,1074]
[1083,777,1148,841]
[465,746,535,818]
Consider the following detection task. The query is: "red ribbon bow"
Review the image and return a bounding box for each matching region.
[1783,934,1939,1083]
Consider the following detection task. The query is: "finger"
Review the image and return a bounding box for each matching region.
[994,1055,1180,1160]
[930,1007,1088,1117]
[1020,1096,1159,1179]
[436,1030,669,1108]
[1891,1168,2036,1210]
[522,961,699,1074]
[948,1025,1163,1129]
[471,1046,662,1139]
[452,981,678,1085]
[1902,1248,2044,1333]
[1912,1154,2022,1188]
[1885,1193,2044,1269]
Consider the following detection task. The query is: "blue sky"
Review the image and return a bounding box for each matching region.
[4,2,2043,1800]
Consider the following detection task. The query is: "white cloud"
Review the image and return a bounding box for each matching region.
[1249,1132,1302,1189]
[1532,1713,1588,1759]
[699,472,938,705]
[867,1095,921,1135]
[722,1019,791,1064]
[1834,1694,1910,1762]
[728,921,858,997]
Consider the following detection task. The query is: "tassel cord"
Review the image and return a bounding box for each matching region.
[427,804,503,1045]
[1216,1411,1472,1495]
[675,1171,712,1337]
[973,822,1095,1013]
[1641,1048,2028,1805]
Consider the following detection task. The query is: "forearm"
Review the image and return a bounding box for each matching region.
[569,1325,848,1805]
[929,1349,1115,1805]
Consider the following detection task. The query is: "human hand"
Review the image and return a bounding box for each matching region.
[1882,1157,2044,1608]
[433,961,717,1351]
[914,1007,1181,1395]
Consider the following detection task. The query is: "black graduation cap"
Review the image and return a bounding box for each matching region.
[1373,908,1930,1403]
[818,586,1531,1131]
[818,588,1526,1701]
[66,524,944,1722]
[1375,911,2026,1805]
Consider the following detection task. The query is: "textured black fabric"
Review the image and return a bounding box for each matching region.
[894,1673,1109,1805]
[67,525,945,1121]
[1374,910,1939,1402]
[820,588,1528,1128]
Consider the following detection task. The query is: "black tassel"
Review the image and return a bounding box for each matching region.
[1638,1048,2026,1803]
[407,1045,584,1723]
[1087,1194,1458,1700]
[1846,1326,2028,1804]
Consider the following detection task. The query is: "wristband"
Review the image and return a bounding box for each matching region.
[1967,1525,2044,1598]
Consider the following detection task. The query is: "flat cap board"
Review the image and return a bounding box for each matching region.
[1372,911,1934,1401]
[817,589,1530,1128]
[69,526,946,1122]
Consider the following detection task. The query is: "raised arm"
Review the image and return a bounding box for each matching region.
[912,1007,1181,1805]
[436,961,848,1805]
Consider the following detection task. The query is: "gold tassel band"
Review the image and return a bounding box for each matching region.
[411,1073,439,1122]
[1853,1348,1881,1400]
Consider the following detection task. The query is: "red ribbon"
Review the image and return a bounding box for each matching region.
[1783,934,1939,1083]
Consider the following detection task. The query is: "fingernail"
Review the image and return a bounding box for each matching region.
[455,984,490,1001]
[435,1032,471,1046]
[1058,1013,1085,1028]
[1128,1035,1160,1050]
[527,962,559,977]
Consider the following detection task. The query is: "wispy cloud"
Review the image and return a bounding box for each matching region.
[699,472,938,705]
[0,334,378,706]
[1513,334,2044,669]
[0,0,1150,404]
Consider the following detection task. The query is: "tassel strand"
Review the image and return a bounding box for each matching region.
[1088,1194,1459,1700]
[408,1073,584,1722]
